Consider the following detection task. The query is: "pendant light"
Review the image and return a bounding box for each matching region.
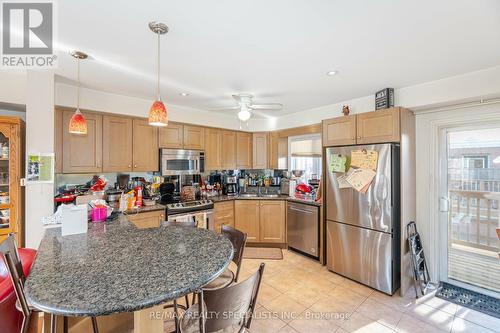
[148,21,169,127]
[68,51,88,134]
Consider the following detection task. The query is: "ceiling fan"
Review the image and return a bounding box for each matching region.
[213,94,283,123]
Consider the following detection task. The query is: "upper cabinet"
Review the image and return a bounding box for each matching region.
[102,116,133,172]
[132,119,158,172]
[183,125,204,150]
[322,115,356,146]
[322,107,402,146]
[236,132,252,169]
[221,130,236,170]
[158,123,183,149]
[268,132,288,170]
[252,132,268,169]
[62,110,102,173]
[159,124,204,150]
[205,128,222,170]
[356,108,400,144]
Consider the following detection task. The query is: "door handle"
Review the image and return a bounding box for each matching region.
[289,207,315,214]
[439,196,449,212]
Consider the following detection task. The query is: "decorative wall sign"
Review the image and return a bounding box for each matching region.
[27,153,54,183]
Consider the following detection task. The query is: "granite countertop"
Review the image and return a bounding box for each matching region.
[211,194,322,207]
[25,215,233,317]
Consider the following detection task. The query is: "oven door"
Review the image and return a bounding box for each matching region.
[161,149,203,175]
[167,210,214,230]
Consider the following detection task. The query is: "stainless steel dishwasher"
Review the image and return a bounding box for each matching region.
[287,201,319,258]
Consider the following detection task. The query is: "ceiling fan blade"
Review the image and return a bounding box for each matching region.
[209,106,240,111]
[249,103,283,110]
[232,93,253,102]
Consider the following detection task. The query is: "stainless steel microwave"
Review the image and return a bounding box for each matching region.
[160,149,205,175]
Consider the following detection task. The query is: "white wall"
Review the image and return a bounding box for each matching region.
[25,71,55,248]
[275,65,500,130]
[0,71,26,105]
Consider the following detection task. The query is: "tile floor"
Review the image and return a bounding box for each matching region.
[164,249,500,333]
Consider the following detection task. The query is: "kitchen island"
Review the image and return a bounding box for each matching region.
[25,214,233,332]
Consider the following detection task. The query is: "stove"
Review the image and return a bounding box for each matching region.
[166,199,214,216]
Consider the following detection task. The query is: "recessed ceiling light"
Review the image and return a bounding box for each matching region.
[180,92,190,97]
[326,70,338,76]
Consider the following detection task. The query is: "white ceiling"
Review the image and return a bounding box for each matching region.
[54,0,500,118]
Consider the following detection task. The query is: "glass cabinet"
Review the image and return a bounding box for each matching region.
[0,117,24,246]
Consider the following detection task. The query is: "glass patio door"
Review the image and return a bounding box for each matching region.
[442,127,500,295]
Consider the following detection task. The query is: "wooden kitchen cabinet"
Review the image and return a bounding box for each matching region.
[205,128,222,170]
[213,201,235,233]
[277,137,288,170]
[356,107,400,144]
[158,123,184,148]
[128,210,164,229]
[102,116,133,172]
[268,132,279,169]
[322,115,356,147]
[62,110,103,173]
[132,119,158,172]
[252,132,268,169]
[221,130,237,169]
[183,125,205,150]
[259,200,286,243]
[234,200,260,242]
[236,132,252,169]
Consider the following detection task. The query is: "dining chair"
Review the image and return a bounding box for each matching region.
[180,263,265,333]
[0,234,99,333]
[203,225,247,290]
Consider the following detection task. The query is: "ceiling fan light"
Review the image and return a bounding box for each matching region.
[68,109,88,134]
[238,109,251,122]
[148,99,168,126]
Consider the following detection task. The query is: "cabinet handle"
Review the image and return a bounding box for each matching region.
[134,164,137,168]
[128,164,132,168]
[357,136,361,139]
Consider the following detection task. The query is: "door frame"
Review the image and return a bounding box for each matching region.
[415,102,500,286]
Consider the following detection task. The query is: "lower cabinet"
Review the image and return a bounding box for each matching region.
[234,200,286,243]
[213,201,235,233]
[127,210,164,229]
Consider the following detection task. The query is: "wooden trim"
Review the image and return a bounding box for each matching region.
[277,123,321,138]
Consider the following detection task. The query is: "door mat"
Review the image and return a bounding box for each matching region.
[243,247,283,260]
[436,282,500,319]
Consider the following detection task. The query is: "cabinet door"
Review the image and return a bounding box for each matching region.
[259,200,286,243]
[183,125,205,150]
[102,116,133,172]
[268,132,279,169]
[252,132,268,169]
[132,119,159,172]
[277,137,288,170]
[322,115,356,146]
[159,123,183,148]
[357,108,400,144]
[128,211,164,229]
[221,130,236,169]
[214,201,235,233]
[235,200,260,242]
[62,111,102,173]
[205,128,222,170]
[236,132,252,169]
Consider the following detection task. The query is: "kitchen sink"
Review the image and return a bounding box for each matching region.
[238,193,258,198]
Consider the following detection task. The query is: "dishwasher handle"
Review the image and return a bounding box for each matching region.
[288,205,317,214]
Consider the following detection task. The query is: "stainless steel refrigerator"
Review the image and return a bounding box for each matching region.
[325,143,400,295]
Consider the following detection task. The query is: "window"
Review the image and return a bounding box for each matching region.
[290,156,322,181]
[462,155,488,169]
[288,134,322,182]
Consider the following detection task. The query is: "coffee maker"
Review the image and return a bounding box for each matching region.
[224,175,238,196]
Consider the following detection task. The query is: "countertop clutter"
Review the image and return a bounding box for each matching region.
[25,215,233,317]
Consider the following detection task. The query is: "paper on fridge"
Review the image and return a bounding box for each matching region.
[350,150,379,170]
[337,168,354,189]
[330,154,347,173]
[345,168,376,193]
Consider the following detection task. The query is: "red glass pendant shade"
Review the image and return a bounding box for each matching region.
[148,99,168,126]
[68,109,87,134]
